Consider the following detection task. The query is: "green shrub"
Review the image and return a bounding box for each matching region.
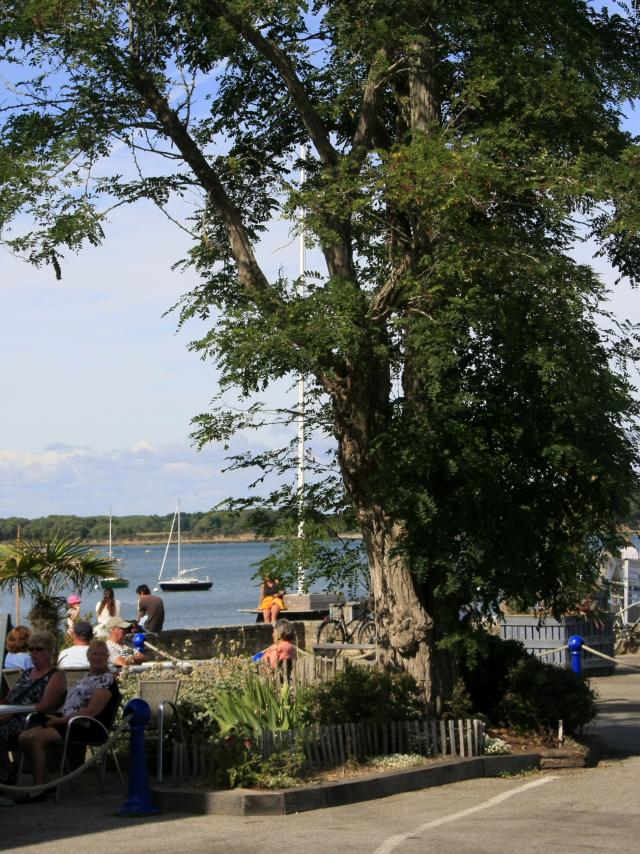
[211,671,309,734]
[461,634,596,735]
[302,664,425,725]
[461,635,530,720]
[497,656,596,734]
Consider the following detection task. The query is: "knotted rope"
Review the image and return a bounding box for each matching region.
[0,715,130,797]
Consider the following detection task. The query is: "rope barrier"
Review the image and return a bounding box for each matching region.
[533,644,570,658]
[136,638,192,669]
[0,716,130,797]
[582,644,640,671]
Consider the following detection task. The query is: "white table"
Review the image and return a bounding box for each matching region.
[0,704,36,715]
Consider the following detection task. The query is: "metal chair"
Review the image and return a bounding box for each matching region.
[55,705,126,801]
[1,669,22,692]
[60,668,91,691]
[137,678,184,783]
[17,693,125,801]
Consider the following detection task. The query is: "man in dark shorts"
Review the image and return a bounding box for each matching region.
[136,584,165,633]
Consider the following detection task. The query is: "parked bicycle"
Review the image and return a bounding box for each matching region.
[613,604,640,654]
[316,600,376,646]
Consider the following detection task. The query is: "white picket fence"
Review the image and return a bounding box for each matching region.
[170,717,486,784]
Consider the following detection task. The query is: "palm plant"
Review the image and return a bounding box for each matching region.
[0,536,118,633]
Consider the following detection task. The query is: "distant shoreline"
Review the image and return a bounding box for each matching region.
[88,532,362,547]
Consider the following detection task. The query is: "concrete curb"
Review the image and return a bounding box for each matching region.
[151,753,541,815]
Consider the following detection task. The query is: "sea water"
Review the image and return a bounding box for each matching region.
[1,541,278,630]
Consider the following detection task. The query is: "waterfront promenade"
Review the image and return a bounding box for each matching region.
[2,656,639,852]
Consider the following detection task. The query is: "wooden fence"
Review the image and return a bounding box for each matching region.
[170,717,486,785]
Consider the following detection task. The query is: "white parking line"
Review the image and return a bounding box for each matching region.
[373,775,557,854]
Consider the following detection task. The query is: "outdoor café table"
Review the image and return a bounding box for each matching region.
[0,704,37,715]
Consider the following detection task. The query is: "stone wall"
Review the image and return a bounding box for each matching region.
[153,620,319,660]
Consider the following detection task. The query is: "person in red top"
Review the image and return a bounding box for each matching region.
[264,620,297,669]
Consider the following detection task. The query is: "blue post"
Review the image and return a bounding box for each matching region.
[567,634,583,676]
[132,632,146,652]
[118,698,159,816]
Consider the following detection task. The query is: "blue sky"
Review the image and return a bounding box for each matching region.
[0,196,303,518]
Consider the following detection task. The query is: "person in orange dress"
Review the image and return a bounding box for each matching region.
[258,577,286,624]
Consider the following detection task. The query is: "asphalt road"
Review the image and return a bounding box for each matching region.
[3,757,639,854]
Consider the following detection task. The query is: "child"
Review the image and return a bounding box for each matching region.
[66,594,82,636]
[264,619,297,668]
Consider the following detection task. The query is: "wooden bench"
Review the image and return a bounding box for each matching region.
[239,592,343,622]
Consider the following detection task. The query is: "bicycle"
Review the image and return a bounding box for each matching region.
[613,610,640,655]
[316,600,376,646]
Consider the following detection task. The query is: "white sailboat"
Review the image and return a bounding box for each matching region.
[101,508,129,590]
[156,502,213,592]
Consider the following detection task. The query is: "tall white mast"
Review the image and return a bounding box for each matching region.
[177,499,181,571]
[297,145,307,594]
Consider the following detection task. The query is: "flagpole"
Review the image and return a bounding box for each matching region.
[296,144,307,594]
[15,524,21,623]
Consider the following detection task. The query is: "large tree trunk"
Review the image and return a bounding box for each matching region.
[355,504,456,711]
[331,369,457,710]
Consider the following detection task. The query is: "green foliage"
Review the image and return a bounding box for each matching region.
[0,510,312,543]
[497,657,597,735]
[0,536,119,632]
[461,635,596,735]
[302,664,426,725]
[211,670,309,734]
[445,678,474,719]
[248,744,308,789]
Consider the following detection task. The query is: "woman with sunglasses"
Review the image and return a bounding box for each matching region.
[18,639,120,800]
[0,630,66,784]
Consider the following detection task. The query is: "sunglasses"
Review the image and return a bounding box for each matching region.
[29,646,47,652]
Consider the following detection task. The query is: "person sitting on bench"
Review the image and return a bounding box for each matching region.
[258,577,287,625]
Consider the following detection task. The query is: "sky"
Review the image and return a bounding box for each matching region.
[0,197,305,518]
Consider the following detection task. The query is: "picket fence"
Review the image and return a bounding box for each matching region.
[170,717,486,785]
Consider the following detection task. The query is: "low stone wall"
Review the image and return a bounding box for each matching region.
[153,620,319,660]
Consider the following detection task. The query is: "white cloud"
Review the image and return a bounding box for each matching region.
[0,438,287,518]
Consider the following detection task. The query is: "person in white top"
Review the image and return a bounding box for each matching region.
[95,588,121,637]
[57,621,93,668]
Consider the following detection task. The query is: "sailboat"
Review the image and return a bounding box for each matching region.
[100,510,130,590]
[156,502,213,592]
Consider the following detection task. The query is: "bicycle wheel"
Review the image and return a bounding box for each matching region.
[357,620,376,644]
[316,619,346,644]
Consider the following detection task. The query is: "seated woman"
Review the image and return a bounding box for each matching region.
[264,619,297,669]
[0,630,66,784]
[258,577,287,625]
[3,625,33,670]
[18,639,120,800]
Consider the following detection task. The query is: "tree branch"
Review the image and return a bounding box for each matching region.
[129,63,276,302]
[352,48,388,155]
[208,2,338,167]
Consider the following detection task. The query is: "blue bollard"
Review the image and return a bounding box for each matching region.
[132,632,146,652]
[118,698,159,816]
[567,634,583,677]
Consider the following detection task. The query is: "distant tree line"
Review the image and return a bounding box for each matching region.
[0,510,354,543]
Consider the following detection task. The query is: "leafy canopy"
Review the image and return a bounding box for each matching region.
[1,1,640,624]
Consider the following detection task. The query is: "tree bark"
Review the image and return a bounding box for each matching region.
[351,491,456,711]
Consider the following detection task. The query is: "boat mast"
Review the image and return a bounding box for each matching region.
[158,507,177,583]
[177,499,181,571]
[297,144,307,595]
